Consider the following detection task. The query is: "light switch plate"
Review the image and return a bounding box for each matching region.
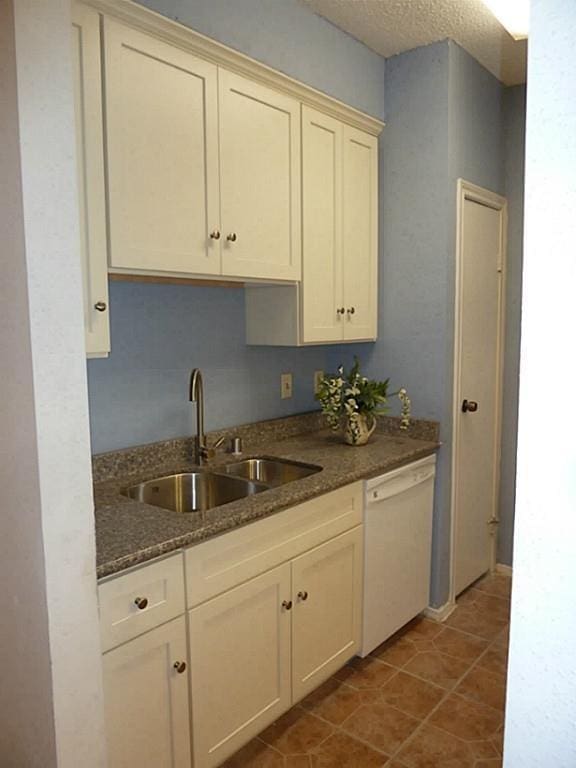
[281,373,293,399]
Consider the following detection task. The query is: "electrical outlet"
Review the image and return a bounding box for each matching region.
[280,372,293,399]
[314,370,324,394]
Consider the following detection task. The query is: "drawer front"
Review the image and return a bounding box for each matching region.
[99,553,185,652]
[185,482,362,608]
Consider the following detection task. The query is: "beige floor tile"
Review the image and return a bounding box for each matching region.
[402,651,472,689]
[477,645,509,677]
[396,723,475,767]
[309,731,388,767]
[300,678,365,725]
[333,656,397,690]
[259,708,334,755]
[379,671,446,719]
[342,700,419,755]
[432,627,489,661]
[222,738,285,767]
[429,694,502,742]
[371,635,420,667]
[456,666,507,711]
[445,605,507,641]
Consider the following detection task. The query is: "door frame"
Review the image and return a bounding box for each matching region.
[449,179,508,605]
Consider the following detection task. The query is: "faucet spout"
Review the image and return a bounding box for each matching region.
[189,368,205,464]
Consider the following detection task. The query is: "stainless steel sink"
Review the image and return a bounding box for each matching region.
[223,457,321,487]
[122,471,267,513]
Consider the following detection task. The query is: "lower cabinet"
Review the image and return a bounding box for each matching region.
[189,526,363,768]
[101,616,192,768]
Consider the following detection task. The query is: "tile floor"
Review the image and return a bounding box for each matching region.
[223,571,511,768]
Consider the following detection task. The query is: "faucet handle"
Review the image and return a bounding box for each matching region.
[199,435,226,462]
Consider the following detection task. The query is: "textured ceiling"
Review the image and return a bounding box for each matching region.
[300,0,527,85]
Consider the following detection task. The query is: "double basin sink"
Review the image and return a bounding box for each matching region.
[122,457,322,514]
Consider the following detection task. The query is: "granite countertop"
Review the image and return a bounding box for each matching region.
[94,413,440,579]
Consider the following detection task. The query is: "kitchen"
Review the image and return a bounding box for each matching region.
[1,1,575,767]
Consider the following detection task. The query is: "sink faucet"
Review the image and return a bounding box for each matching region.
[189,368,224,464]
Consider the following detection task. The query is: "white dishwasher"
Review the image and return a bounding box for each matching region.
[360,454,436,657]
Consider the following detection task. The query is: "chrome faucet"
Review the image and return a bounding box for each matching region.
[189,368,224,464]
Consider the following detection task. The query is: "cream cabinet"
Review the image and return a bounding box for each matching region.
[245,107,378,345]
[102,616,192,768]
[219,71,301,280]
[103,19,221,276]
[72,4,110,357]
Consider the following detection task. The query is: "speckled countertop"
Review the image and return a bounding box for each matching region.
[94,413,440,579]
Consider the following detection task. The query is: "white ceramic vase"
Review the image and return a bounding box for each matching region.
[343,413,376,446]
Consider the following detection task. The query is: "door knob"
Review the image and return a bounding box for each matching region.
[462,399,478,413]
[173,661,187,674]
[209,230,221,240]
[226,233,237,242]
[94,301,107,312]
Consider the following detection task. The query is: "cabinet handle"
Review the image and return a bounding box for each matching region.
[462,399,479,413]
[173,661,187,674]
[134,596,148,610]
[281,600,292,611]
[226,233,237,242]
[297,591,308,602]
[347,307,356,316]
[94,301,107,312]
[209,230,221,240]
[336,307,345,315]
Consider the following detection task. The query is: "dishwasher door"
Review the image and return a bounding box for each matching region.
[360,455,436,657]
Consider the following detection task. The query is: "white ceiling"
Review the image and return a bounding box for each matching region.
[300,0,527,86]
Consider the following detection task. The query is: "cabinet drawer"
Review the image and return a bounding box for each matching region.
[185,482,362,608]
[99,553,185,652]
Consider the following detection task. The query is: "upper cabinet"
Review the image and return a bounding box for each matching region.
[246,107,378,345]
[104,20,220,276]
[219,72,301,281]
[72,5,110,357]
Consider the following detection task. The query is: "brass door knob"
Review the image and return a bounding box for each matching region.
[297,591,308,602]
[281,600,292,611]
[209,230,221,240]
[134,596,148,610]
[226,233,237,242]
[173,661,187,674]
[462,399,479,413]
[94,301,107,312]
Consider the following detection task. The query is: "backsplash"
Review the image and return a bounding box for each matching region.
[87,280,334,453]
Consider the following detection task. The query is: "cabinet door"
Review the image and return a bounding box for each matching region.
[292,526,363,701]
[72,5,110,357]
[301,107,343,343]
[189,563,292,768]
[104,19,220,275]
[219,70,301,281]
[102,616,191,768]
[342,126,378,340]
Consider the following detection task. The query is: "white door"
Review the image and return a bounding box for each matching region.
[342,125,378,341]
[454,183,506,595]
[72,5,110,357]
[301,106,343,343]
[188,563,292,768]
[291,527,363,701]
[104,19,220,275]
[102,616,192,768]
[219,70,301,280]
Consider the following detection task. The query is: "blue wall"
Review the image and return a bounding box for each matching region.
[87,0,386,453]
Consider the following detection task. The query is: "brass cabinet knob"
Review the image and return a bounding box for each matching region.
[134,596,148,610]
[297,591,308,602]
[173,661,187,674]
[281,600,292,611]
[94,301,107,312]
[347,307,356,315]
[226,233,237,242]
[462,399,479,413]
[336,307,345,315]
[209,230,221,240]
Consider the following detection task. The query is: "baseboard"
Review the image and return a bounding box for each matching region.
[495,563,513,577]
[423,601,457,623]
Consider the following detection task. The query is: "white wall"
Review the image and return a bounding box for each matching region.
[505,0,576,764]
[0,2,106,766]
